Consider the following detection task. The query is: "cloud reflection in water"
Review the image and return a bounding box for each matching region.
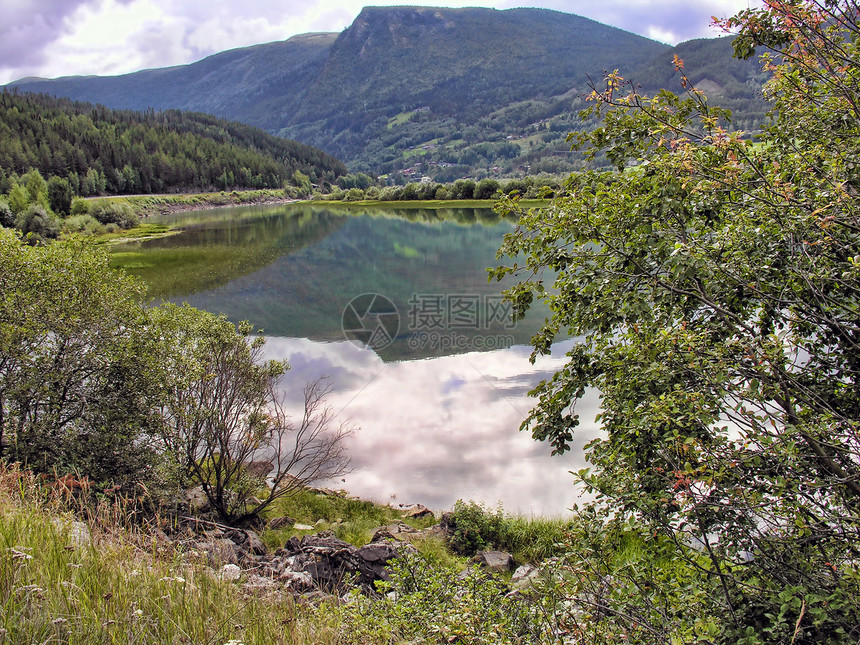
[262,337,601,515]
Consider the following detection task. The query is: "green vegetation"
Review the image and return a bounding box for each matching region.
[0,91,345,196]
[0,229,351,526]
[2,6,701,180]
[491,0,860,641]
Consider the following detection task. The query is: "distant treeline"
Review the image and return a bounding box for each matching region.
[0,91,346,196]
[324,173,563,202]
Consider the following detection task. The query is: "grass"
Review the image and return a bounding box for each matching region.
[0,467,347,645]
[92,189,296,217]
[263,488,438,549]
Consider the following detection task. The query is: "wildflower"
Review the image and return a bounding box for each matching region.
[8,547,33,560]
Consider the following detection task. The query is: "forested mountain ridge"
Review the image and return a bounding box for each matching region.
[5,6,768,179]
[0,92,346,195]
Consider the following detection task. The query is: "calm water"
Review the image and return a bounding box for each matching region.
[113,203,599,514]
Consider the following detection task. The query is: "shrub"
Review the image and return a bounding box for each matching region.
[15,204,60,244]
[89,199,139,229]
[64,214,106,236]
[70,197,90,216]
[0,198,13,228]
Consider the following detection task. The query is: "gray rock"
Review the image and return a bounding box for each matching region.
[185,486,211,513]
[221,563,241,581]
[511,564,540,591]
[400,503,434,519]
[268,516,295,530]
[473,550,515,573]
[207,538,239,566]
[371,522,417,543]
[241,529,267,555]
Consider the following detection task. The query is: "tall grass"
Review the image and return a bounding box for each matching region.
[0,467,346,645]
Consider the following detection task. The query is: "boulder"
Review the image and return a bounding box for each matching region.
[206,538,239,566]
[400,503,434,519]
[511,564,541,591]
[473,550,514,573]
[268,516,295,530]
[371,522,418,543]
[239,529,267,556]
[185,486,211,513]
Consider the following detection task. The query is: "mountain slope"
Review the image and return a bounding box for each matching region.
[0,92,346,194]
[5,7,767,178]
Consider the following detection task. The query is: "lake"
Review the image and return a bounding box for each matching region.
[112,203,600,515]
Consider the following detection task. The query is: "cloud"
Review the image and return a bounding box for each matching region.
[0,0,758,85]
[0,0,95,72]
[262,337,600,515]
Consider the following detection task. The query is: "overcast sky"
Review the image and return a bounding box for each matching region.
[0,0,759,86]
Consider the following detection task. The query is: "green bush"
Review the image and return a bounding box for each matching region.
[337,553,553,644]
[63,214,106,236]
[448,500,503,556]
[15,204,60,244]
[0,198,13,228]
[69,197,90,216]
[88,199,139,229]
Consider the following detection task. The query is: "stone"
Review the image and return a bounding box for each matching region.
[241,529,267,556]
[268,516,295,530]
[185,486,211,513]
[511,564,540,591]
[473,550,515,573]
[207,538,239,567]
[293,523,315,531]
[371,522,418,543]
[400,503,434,519]
[221,564,241,581]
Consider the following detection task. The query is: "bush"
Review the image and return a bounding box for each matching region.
[70,197,90,216]
[15,204,60,244]
[448,500,503,556]
[0,198,13,228]
[88,199,139,229]
[64,214,106,236]
[337,553,553,644]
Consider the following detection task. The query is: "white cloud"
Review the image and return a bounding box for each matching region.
[0,0,759,85]
[261,337,599,515]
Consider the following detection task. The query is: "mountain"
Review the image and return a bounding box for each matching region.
[5,6,767,179]
[0,92,346,195]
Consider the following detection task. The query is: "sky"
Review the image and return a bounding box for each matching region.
[0,0,760,86]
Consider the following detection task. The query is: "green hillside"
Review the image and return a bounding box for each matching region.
[4,6,770,179]
[0,92,346,194]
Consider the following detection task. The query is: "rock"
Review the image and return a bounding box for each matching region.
[511,564,540,591]
[279,570,314,592]
[67,521,91,547]
[185,486,211,513]
[243,573,277,591]
[473,550,514,573]
[221,563,241,581]
[371,522,417,543]
[207,538,239,566]
[243,460,274,480]
[400,503,434,519]
[293,523,315,531]
[240,529,267,556]
[314,519,327,526]
[268,516,295,530]
[51,518,92,547]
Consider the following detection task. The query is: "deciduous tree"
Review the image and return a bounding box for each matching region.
[492,0,860,640]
